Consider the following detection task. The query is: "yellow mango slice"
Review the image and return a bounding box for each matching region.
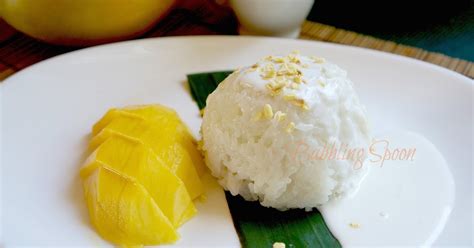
[82,166,178,246]
[92,105,206,176]
[92,105,179,136]
[81,135,196,227]
[90,115,203,199]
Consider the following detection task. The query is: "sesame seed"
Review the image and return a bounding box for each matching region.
[286,63,299,75]
[274,81,287,90]
[242,82,253,88]
[273,57,286,63]
[288,54,301,64]
[273,242,286,248]
[284,95,308,110]
[265,85,282,96]
[290,83,299,89]
[262,70,276,79]
[264,55,273,61]
[199,109,205,117]
[349,223,360,229]
[263,104,273,119]
[293,76,302,83]
[274,111,287,122]
[274,76,287,84]
[311,56,326,63]
[286,122,296,133]
[283,94,296,101]
[277,63,289,76]
[247,64,258,72]
[317,79,326,87]
[260,63,277,79]
[266,79,287,96]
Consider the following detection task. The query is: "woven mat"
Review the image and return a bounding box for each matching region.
[1,1,472,81]
[300,22,474,78]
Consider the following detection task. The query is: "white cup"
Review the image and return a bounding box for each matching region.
[230,0,315,38]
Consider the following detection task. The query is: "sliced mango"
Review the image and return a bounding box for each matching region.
[81,104,205,246]
[92,105,179,136]
[81,135,196,227]
[82,166,178,246]
[90,115,203,199]
[92,105,206,176]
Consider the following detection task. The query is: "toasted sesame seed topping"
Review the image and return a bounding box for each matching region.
[263,70,276,79]
[311,56,326,63]
[247,63,259,72]
[252,53,322,111]
[260,63,277,79]
[264,55,274,61]
[274,111,287,122]
[263,104,273,119]
[283,94,308,110]
[293,75,302,83]
[273,242,286,248]
[288,54,301,64]
[199,109,205,117]
[286,122,296,133]
[273,57,286,63]
[242,82,253,88]
[349,222,360,229]
[267,81,286,94]
[290,83,299,89]
[283,94,297,101]
[317,79,326,87]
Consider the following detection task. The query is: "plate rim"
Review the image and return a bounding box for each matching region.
[1,35,472,246]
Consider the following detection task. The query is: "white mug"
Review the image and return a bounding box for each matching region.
[230,0,315,38]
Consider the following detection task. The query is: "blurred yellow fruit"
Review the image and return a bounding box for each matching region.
[0,0,175,45]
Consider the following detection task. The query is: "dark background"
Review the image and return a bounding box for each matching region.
[307,0,474,61]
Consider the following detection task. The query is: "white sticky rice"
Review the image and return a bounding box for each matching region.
[201,53,370,210]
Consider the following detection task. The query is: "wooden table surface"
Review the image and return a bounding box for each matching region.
[1,0,473,80]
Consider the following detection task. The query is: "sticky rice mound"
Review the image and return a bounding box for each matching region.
[201,53,370,210]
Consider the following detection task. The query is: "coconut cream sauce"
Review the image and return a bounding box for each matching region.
[319,131,455,246]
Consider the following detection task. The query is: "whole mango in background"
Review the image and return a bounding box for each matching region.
[0,0,176,46]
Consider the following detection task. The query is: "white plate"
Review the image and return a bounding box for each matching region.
[1,36,472,247]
